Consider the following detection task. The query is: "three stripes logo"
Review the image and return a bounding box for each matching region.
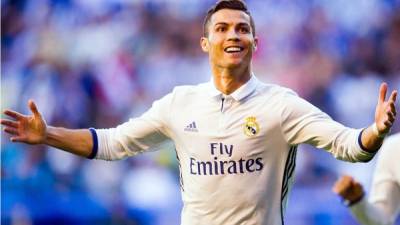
[184,121,198,132]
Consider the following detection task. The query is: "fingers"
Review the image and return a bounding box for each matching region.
[3,100,40,121]
[386,91,397,124]
[333,175,365,202]
[333,175,353,195]
[0,119,19,128]
[389,90,397,116]
[389,90,397,103]
[376,85,397,131]
[384,120,393,127]
[378,82,388,104]
[28,100,41,118]
[10,136,26,142]
[4,110,24,120]
[3,127,18,135]
[2,126,26,142]
[388,111,396,123]
[389,101,396,116]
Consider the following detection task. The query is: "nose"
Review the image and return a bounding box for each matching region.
[227,29,240,42]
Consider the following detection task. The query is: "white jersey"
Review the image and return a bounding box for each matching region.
[350,133,400,225]
[94,75,374,225]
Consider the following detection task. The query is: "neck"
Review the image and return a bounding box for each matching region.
[211,65,252,95]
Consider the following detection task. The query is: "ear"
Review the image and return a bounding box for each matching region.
[200,37,209,52]
[252,37,259,51]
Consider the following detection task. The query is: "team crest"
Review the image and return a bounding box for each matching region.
[243,116,260,137]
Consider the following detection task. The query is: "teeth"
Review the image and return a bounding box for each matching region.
[225,47,242,53]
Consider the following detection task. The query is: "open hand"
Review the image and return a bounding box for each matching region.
[1,100,47,144]
[375,83,397,135]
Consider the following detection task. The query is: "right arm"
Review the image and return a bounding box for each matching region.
[1,100,94,158]
[44,126,93,157]
[2,92,173,161]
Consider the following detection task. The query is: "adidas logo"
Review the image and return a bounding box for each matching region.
[184,121,198,132]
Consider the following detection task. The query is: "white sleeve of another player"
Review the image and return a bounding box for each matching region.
[94,92,173,161]
[350,139,400,225]
[280,90,374,162]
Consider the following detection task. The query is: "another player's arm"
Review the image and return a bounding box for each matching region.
[333,175,365,206]
[333,175,400,225]
[360,83,397,152]
[1,100,94,158]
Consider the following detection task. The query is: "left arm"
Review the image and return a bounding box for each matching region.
[360,83,397,152]
[280,83,397,162]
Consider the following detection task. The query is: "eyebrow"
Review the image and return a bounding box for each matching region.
[214,22,250,27]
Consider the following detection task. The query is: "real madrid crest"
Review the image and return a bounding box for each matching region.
[243,116,260,137]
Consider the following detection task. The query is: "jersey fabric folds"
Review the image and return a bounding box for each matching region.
[94,75,375,225]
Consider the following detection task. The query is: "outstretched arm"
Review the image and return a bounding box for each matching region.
[1,100,94,158]
[360,83,397,152]
[280,83,396,162]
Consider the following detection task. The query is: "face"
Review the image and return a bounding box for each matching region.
[201,9,258,70]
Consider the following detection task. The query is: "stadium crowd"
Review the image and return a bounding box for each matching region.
[1,0,400,224]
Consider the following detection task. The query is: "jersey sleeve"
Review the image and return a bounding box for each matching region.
[350,138,400,225]
[280,90,374,162]
[94,92,173,161]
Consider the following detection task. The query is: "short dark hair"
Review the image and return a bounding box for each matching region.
[203,0,256,37]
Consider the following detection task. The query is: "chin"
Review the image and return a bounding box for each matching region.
[212,56,250,70]
[224,59,248,69]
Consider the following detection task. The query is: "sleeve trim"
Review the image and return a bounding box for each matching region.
[357,128,377,162]
[358,128,369,152]
[87,128,98,159]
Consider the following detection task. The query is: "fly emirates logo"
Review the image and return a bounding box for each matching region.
[189,142,264,176]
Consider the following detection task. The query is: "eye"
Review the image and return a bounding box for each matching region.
[239,27,250,34]
[216,26,227,32]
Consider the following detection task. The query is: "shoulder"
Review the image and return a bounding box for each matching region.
[259,83,325,118]
[170,82,208,96]
[166,82,210,104]
[255,81,298,99]
[255,82,308,109]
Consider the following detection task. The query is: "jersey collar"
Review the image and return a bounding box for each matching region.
[207,74,259,101]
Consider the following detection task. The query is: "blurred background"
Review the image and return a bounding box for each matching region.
[1,0,400,224]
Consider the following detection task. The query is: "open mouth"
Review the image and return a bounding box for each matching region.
[224,46,244,53]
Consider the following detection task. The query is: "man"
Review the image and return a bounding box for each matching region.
[1,1,398,225]
[333,133,400,225]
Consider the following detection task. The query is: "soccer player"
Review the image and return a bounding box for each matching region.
[1,1,398,224]
[333,133,400,225]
